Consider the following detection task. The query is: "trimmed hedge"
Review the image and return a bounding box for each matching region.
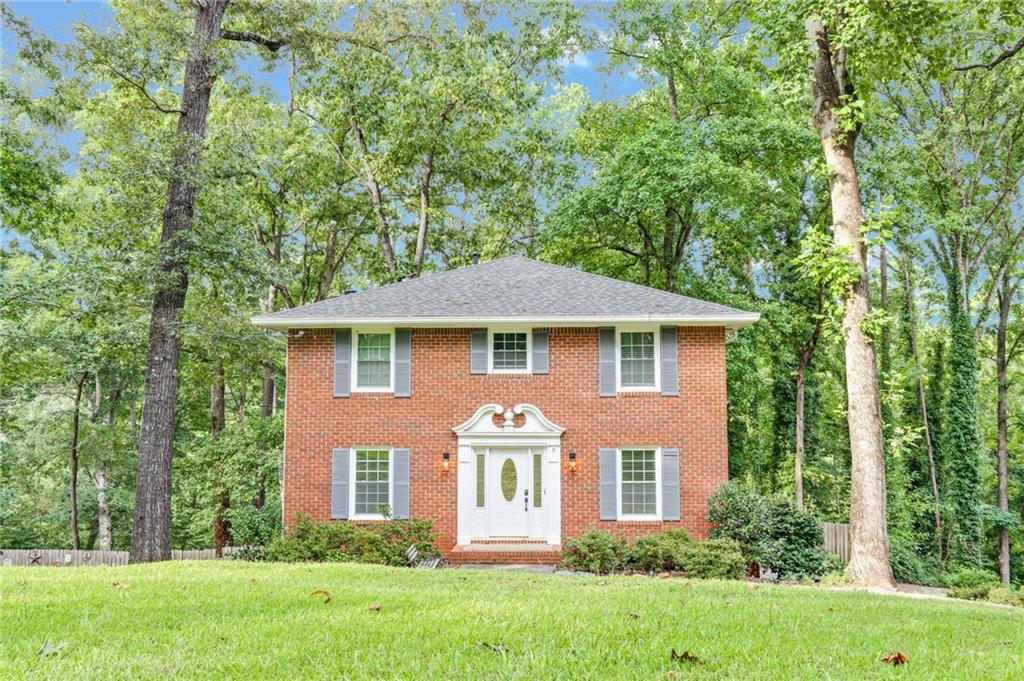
[266,514,438,566]
[560,528,629,574]
[561,528,745,579]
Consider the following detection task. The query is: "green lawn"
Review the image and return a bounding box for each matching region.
[2,562,1021,679]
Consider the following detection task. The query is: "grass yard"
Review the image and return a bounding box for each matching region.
[1,562,1022,680]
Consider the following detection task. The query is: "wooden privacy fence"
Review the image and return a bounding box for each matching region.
[0,546,245,567]
[822,522,850,562]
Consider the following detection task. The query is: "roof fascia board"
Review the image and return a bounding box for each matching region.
[251,314,760,330]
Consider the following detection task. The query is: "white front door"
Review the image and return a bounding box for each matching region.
[488,449,531,537]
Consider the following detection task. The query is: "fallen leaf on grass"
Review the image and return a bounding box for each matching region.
[38,639,68,659]
[665,672,680,678]
[477,642,508,656]
[670,649,702,665]
[112,582,130,590]
[368,603,382,611]
[881,651,907,665]
[309,589,332,603]
[627,612,641,620]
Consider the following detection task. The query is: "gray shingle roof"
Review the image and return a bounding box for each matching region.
[251,256,759,328]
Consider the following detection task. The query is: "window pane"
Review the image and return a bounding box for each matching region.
[493,332,527,370]
[620,449,656,515]
[355,450,390,515]
[620,332,655,387]
[357,333,391,387]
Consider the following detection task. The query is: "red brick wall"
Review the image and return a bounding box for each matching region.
[283,326,729,552]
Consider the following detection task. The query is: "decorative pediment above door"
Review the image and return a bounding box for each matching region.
[453,403,566,438]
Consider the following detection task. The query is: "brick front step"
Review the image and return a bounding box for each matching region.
[448,543,562,565]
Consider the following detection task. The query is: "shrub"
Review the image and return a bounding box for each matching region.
[265,515,438,565]
[948,568,1001,589]
[627,529,693,573]
[888,530,945,586]
[676,539,746,579]
[560,528,629,574]
[986,587,1024,608]
[707,482,829,579]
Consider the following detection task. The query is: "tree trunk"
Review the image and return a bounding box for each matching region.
[211,363,231,556]
[879,244,891,377]
[902,255,942,553]
[995,276,1014,585]
[794,362,806,509]
[95,461,113,551]
[413,152,435,277]
[69,372,86,551]
[794,290,823,510]
[211,364,226,436]
[807,19,894,589]
[130,0,229,563]
[261,364,275,417]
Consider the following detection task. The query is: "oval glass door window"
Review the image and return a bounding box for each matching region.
[500,458,517,502]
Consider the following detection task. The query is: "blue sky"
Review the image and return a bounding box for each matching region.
[4,0,648,147]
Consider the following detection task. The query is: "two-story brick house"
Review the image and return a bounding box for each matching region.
[252,256,758,563]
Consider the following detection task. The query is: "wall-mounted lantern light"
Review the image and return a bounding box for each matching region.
[442,451,451,472]
[568,451,577,473]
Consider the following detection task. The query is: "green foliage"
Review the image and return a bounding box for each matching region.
[559,528,630,574]
[707,482,830,579]
[675,539,747,580]
[942,267,982,565]
[627,529,694,572]
[265,515,438,566]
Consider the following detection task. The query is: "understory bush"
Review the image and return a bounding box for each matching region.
[707,482,830,579]
[887,529,945,586]
[559,528,629,574]
[675,539,746,579]
[627,529,694,572]
[563,528,744,579]
[265,515,438,566]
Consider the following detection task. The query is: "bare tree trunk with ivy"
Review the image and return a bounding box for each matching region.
[807,18,894,589]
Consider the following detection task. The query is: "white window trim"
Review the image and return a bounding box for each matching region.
[616,446,661,520]
[350,446,394,520]
[615,326,661,392]
[351,328,395,393]
[487,328,532,374]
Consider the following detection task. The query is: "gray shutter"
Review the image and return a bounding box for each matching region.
[394,329,412,397]
[660,326,679,396]
[470,330,488,374]
[661,448,680,521]
[333,329,351,397]
[331,448,350,519]
[532,329,549,374]
[599,448,618,520]
[598,327,616,397]
[392,448,410,519]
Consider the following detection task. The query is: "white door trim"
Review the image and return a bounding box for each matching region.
[454,404,564,545]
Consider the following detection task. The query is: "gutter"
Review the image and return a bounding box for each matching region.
[250,313,761,331]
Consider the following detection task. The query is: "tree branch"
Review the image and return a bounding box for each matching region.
[221,29,285,53]
[954,35,1024,71]
[102,62,184,115]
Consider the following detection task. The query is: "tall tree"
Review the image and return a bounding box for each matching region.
[129,0,231,563]
[804,14,893,588]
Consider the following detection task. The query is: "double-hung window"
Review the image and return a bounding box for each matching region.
[617,330,658,390]
[618,448,659,518]
[490,330,530,372]
[354,330,393,391]
[353,449,391,517]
